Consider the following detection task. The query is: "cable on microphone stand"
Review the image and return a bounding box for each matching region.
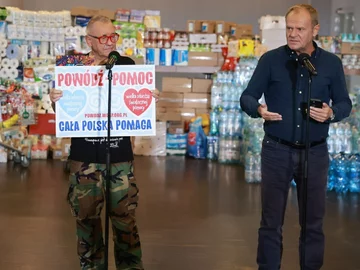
[103,51,121,270]
[298,53,317,270]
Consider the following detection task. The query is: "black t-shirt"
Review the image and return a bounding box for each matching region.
[68,55,135,164]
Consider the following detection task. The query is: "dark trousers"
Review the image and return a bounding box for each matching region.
[257,135,329,270]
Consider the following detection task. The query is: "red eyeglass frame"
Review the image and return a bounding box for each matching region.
[87,33,120,44]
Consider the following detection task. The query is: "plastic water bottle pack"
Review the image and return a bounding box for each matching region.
[208,57,259,166]
[244,151,261,183]
[326,105,360,194]
[328,152,360,194]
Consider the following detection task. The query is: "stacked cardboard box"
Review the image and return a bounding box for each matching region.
[155,77,212,156]
[187,52,222,66]
[156,77,212,123]
[341,39,360,76]
[133,121,167,156]
[259,16,286,51]
[71,6,115,20]
[185,20,253,57]
[186,20,253,39]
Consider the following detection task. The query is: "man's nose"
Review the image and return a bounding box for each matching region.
[289,29,298,37]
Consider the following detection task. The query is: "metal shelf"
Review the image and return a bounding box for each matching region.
[155,66,220,74]
[154,65,359,76]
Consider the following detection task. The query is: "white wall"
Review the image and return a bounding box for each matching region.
[21,0,304,34]
[355,4,360,32]
[0,0,22,8]
[311,0,333,36]
[330,0,360,34]
[3,0,358,36]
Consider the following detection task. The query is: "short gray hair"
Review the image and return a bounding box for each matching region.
[86,15,113,34]
[286,4,319,27]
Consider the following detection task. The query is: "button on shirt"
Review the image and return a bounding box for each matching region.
[240,43,352,144]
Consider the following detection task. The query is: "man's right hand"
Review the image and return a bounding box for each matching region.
[258,104,282,121]
[50,88,63,103]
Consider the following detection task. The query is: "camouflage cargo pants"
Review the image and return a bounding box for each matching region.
[67,160,143,270]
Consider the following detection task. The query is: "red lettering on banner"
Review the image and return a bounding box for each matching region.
[65,73,71,86]
[120,72,126,85]
[123,88,152,116]
[113,72,119,86]
[84,113,129,118]
[73,73,83,86]
[112,71,154,86]
[57,70,105,87]
[84,72,90,86]
[127,72,137,85]
[145,72,153,84]
[91,73,98,86]
[98,70,104,86]
[57,74,64,86]
[138,72,145,85]
[58,70,152,87]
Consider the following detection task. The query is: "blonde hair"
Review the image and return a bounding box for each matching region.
[286,4,319,27]
[86,15,113,35]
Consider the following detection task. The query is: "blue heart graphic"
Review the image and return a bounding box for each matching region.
[58,89,87,118]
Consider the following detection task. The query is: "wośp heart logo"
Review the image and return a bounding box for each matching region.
[58,89,87,118]
[123,88,152,116]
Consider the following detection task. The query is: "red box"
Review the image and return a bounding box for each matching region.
[29,113,56,135]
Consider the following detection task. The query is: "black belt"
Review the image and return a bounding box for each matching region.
[266,134,326,149]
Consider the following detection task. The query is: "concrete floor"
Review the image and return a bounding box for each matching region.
[0,156,359,270]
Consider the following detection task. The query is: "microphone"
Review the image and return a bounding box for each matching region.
[106,51,121,70]
[298,53,317,76]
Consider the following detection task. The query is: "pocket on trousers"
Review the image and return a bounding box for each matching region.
[67,161,104,220]
[310,143,328,158]
[127,172,139,211]
[109,162,139,214]
[67,175,77,217]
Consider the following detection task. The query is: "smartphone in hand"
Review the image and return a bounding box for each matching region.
[310,99,322,108]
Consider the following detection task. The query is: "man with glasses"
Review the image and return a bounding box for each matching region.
[85,17,121,64]
[50,15,158,270]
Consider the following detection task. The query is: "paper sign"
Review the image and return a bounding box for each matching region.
[54,64,156,138]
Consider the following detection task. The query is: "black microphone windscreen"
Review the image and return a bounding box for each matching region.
[298,53,310,65]
[108,51,121,64]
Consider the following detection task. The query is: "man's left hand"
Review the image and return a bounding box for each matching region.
[309,103,333,122]
[152,89,160,103]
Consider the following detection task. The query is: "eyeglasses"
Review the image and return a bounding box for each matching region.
[87,33,120,44]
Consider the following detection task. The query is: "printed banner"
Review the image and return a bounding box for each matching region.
[54,64,156,138]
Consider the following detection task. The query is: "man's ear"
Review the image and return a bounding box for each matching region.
[313,24,320,38]
[85,35,92,48]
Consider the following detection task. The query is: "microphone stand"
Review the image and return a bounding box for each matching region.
[104,66,113,270]
[300,71,314,270]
